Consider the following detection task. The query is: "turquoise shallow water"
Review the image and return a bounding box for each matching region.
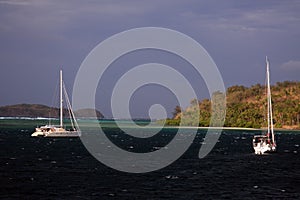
[0,119,300,199]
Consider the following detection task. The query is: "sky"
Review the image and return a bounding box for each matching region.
[0,0,300,118]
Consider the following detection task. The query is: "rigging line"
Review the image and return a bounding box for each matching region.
[266,57,275,142]
[266,57,270,135]
[63,82,74,130]
[63,82,78,131]
[263,70,268,130]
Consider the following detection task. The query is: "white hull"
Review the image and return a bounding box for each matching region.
[31,131,46,137]
[253,142,276,155]
[31,125,80,137]
[32,131,80,137]
[44,131,80,137]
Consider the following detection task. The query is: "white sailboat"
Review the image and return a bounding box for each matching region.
[31,70,80,137]
[253,57,276,154]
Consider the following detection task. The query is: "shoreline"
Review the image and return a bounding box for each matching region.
[1,118,299,131]
[162,126,300,131]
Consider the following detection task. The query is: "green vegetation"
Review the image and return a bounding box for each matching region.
[167,81,300,129]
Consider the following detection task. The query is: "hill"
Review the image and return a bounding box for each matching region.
[0,104,104,119]
[169,81,300,129]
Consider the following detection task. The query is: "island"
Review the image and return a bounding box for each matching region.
[166,81,300,130]
[0,104,104,119]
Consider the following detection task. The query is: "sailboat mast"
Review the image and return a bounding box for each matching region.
[266,57,275,143]
[266,57,270,134]
[60,69,63,128]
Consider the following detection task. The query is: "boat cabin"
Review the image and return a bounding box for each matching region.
[253,135,271,146]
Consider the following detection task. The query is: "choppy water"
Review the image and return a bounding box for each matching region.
[0,119,300,199]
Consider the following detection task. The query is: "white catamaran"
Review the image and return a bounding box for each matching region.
[31,70,80,137]
[253,57,276,154]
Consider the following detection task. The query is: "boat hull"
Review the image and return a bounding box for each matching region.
[31,126,80,137]
[44,131,80,137]
[31,131,46,137]
[253,135,276,155]
[31,131,80,137]
[253,144,276,155]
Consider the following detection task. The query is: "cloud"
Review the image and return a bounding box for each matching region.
[0,0,50,6]
[0,0,159,33]
[280,60,300,71]
[1,0,299,37]
[0,0,30,6]
[180,1,300,35]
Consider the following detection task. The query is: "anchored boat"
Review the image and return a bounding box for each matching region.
[253,57,276,154]
[31,70,80,137]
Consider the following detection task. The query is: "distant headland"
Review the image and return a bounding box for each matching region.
[0,104,104,119]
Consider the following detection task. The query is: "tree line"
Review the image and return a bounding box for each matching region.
[166,81,300,129]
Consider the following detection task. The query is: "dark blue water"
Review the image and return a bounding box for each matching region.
[1,121,300,199]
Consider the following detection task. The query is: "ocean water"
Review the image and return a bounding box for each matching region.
[0,119,300,199]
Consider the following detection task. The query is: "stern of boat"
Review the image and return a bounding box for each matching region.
[31,131,45,137]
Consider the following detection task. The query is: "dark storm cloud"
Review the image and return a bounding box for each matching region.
[0,0,299,117]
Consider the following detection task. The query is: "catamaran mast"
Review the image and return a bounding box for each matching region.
[266,57,275,144]
[60,69,63,128]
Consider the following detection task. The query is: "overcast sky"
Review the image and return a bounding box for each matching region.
[1,0,300,118]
